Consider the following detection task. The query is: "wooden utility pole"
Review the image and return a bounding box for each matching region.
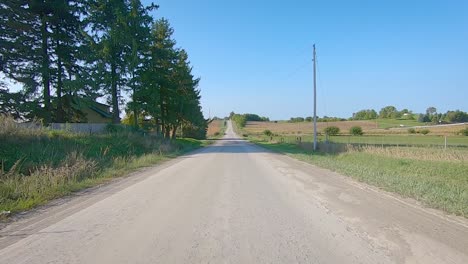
[313,44,317,151]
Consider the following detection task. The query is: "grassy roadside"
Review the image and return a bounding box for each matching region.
[231,116,468,217]
[254,140,468,217]
[0,117,208,214]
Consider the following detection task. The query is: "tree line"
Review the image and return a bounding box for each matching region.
[352,106,468,124]
[0,0,206,139]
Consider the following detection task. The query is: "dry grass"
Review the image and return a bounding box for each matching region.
[0,115,44,136]
[245,121,378,135]
[348,145,468,162]
[207,120,225,137]
[376,123,468,135]
[0,115,206,213]
[245,120,467,136]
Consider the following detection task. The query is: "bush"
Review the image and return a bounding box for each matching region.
[263,130,273,136]
[460,128,468,136]
[350,126,363,136]
[420,129,430,135]
[214,132,220,137]
[324,126,340,136]
[408,128,416,134]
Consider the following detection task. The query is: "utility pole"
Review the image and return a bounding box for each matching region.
[313,44,317,151]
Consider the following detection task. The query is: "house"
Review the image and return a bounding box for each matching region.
[77,99,113,123]
[63,95,113,123]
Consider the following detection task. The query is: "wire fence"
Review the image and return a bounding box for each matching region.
[260,134,468,149]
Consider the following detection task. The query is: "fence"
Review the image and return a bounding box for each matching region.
[263,134,468,149]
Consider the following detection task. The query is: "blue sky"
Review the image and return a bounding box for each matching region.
[148,0,468,120]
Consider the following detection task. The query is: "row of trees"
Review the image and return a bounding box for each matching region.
[352,106,413,120]
[229,112,269,128]
[352,106,467,124]
[418,109,468,124]
[289,116,345,123]
[0,1,206,138]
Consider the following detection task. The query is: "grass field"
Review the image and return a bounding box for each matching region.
[0,116,207,213]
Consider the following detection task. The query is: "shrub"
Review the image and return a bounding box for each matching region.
[214,132,220,136]
[408,128,416,134]
[350,126,363,136]
[420,129,430,135]
[263,130,273,136]
[324,126,340,136]
[460,128,468,136]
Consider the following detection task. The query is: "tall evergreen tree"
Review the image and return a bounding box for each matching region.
[48,0,88,122]
[87,0,131,123]
[126,0,157,127]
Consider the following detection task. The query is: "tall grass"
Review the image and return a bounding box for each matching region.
[0,116,204,213]
[347,145,468,162]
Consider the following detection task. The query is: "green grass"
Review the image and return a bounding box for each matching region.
[252,140,468,217]
[0,119,208,213]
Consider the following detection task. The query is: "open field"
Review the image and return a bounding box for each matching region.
[206,119,226,138]
[0,117,207,213]
[246,120,467,136]
[244,121,468,146]
[375,118,421,128]
[246,120,378,134]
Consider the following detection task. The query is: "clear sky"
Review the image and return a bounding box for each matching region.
[147,0,468,120]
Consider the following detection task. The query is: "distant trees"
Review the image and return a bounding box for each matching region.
[244,113,269,122]
[318,116,345,122]
[444,110,468,123]
[290,116,344,122]
[0,1,206,139]
[426,107,437,116]
[230,112,270,128]
[418,108,467,124]
[352,109,377,120]
[231,114,247,128]
[289,117,305,123]
[379,106,400,119]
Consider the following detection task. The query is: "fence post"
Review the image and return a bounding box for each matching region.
[445,136,447,150]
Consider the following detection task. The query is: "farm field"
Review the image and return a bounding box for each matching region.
[245,120,468,137]
[375,118,421,128]
[254,134,468,147]
[207,119,226,138]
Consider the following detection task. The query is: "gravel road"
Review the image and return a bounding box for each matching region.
[0,121,467,263]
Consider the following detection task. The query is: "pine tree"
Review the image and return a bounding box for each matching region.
[87,0,131,123]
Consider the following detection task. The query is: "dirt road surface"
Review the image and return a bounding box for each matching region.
[1,121,467,263]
